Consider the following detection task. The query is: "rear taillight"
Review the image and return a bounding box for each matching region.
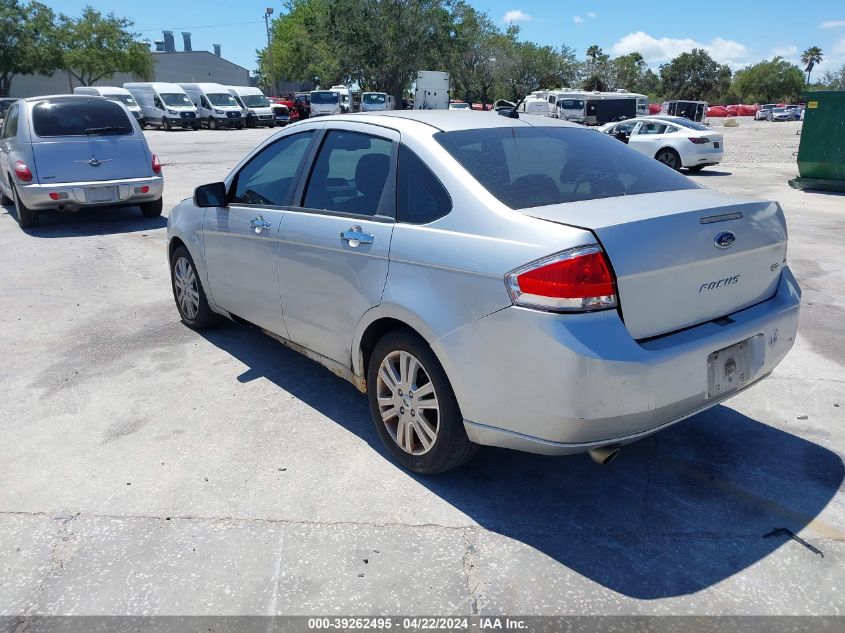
[505,245,617,312]
[688,137,709,144]
[14,161,33,182]
[152,154,162,174]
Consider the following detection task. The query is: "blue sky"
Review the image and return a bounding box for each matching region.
[49,0,845,75]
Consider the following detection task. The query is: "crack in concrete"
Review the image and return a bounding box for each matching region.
[461,530,481,616]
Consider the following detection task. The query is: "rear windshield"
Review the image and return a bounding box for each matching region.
[435,126,699,209]
[364,93,386,104]
[311,91,339,104]
[33,99,133,137]
[161,92,193,107]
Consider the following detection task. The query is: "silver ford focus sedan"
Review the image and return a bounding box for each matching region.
[167,111,800,474]
[0,95,164,228]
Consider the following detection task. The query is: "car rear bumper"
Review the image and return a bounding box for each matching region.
[434,267,800,455]
[682,146,724,167]
[17,176,164,211]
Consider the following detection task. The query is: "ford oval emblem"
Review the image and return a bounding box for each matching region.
[714,231,736,249]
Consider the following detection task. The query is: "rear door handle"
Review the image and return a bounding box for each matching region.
[250,216,272,233]
[340,226,374,246]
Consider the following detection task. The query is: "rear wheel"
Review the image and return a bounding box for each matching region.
[12,183,39,228]
[367,329,478,474]
[170,246,220,330]
[140,197,163,217]
[655,148,681,171]
[162,117,171,131]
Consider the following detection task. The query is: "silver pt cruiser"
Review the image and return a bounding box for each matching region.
[167,111,800,474]
[0,95,164,228]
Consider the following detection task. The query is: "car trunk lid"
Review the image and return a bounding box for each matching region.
[524,189,787,339]
[31,135,151,184]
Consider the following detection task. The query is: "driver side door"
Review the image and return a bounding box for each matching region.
[202,129,317,336]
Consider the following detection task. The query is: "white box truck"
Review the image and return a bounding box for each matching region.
[414,71,449,110]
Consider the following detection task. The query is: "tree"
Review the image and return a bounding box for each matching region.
[800,46,823,83]
[732,57,806,103]
[58,6,153,86]
[0,0,61,97]
[820,64,845,90]
[659,49,731,102]
[448,2,499,105]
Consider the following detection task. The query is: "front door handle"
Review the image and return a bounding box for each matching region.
[340,226,374,247]
[250,216,272,233]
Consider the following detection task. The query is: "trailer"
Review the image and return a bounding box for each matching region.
[661,100,708,122]
[414,71,450,110]
[585,97,637,125]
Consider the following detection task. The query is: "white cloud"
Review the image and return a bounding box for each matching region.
[573,15,584,24]
[503,10,531,23]
[771,44,797,57]
[610,31,750,67]
[819,20,845,29]
[587,12,597,18]
[834,38,845,55]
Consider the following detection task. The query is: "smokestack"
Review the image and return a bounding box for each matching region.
[154,40,164,52]
[182,32,192,52]
[163,31,175,52]
[213,44,221,57]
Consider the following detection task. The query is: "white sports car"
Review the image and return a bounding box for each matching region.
[601,116,724,172]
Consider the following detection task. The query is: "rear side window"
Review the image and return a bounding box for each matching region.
[397,144,451,224]
[434,126,698,210]
[231,130,314,206]
[33,99,132,137]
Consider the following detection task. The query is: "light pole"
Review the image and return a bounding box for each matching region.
[264,7,275,96]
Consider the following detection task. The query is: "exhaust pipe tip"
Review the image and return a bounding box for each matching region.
[588,445,621,465]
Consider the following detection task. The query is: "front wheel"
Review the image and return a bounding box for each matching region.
[655,148,681,171]
[208,117,217,130]
[140,197,163,217]
[170,246,220,330]
[162,117,171,131]
[367,330,478,474]
[12,183,39,228]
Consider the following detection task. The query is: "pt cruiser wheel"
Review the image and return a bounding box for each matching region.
[368,330,477,474]
[170,246,219,330]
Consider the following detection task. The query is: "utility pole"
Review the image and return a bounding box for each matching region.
[264,7,275,96]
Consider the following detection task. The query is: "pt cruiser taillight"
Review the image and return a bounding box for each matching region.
[505,245,617,312]
[152,154,162,174]
[14,161,33,182]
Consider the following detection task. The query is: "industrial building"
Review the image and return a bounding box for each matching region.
[7,32,250,99]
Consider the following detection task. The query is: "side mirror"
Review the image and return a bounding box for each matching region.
[194,182,228,208]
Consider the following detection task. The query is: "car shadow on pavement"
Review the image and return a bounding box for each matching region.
[1,203,166,236]
[687,169,732,176]
[201,322,843,600]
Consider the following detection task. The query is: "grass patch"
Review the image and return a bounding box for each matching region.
[723,118,739,127]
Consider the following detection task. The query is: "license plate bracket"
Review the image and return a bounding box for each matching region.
[87,186,117,203]
[707,338,752,398]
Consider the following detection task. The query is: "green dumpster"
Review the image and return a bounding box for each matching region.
[789,90,845,192]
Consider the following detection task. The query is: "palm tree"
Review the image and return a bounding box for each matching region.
[801,46,823,83]
[586,45,603,63]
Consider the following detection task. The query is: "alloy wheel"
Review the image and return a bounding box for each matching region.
[376,350,440,455]
[657,151,678,169]
[173,256,200,320]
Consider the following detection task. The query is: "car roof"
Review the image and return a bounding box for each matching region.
[342,110,581,132]
[22,94,108,103]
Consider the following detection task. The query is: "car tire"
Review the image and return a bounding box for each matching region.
[162,117,171,131]
[11,182,39,228]
[367,329,478,474]
[0,178,12,206]
[140,197,163,218]
[655,148,682,171]
[208,117,217,130]
[170,245,220,330]
[687,165,707,172]
[235,123,244,129]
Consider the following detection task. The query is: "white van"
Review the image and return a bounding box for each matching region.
[361,92,391,112]
[73,86,145,126]
[123,82,199,131]
[310,90,341,117]
[225,86,275,128]
[179,83,244,130]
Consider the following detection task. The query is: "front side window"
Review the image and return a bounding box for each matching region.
[153,96,164,109]
[33,99,132,137]
[434,126,698,210]
[231,131,315,206]
[397,144,451,224]
[302,130,393,216]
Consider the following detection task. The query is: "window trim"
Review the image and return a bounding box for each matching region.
[227,129,318,209]
[293,127,399,222]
